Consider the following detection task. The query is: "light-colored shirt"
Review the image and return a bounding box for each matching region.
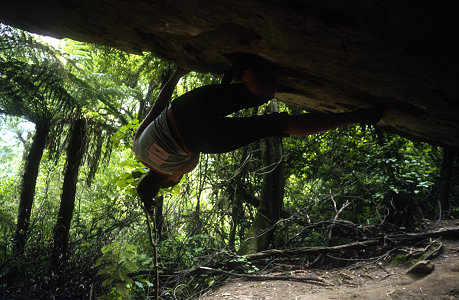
[133,108,198,176]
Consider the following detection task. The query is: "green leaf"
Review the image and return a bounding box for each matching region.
[170,184,181,195]
[145,281,154,287]
[116,180,128,188]
[97,264,117,276]
[118,268,128,281]
[102,277,114,287]
[124,260,138,273]
[124,243,137,253]
[101,242,119,254]
[116,283,128,296]
[94,257,103,267]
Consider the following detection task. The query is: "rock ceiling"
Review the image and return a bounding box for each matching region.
[1,0,458,147]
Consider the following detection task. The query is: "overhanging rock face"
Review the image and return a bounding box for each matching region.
[1,1,458,147]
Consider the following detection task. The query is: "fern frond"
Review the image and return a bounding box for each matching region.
[0,58,77,124]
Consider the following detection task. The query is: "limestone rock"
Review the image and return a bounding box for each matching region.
[1,1,458,146]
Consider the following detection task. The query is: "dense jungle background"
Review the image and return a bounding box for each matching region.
[0,25,458,299]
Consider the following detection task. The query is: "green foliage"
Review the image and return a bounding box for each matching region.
[157,233,213,270]
[0,25,61,63]
[0,174,19,257]
[0,26,78,125]
[116,158,147,198]
[95,242,153,300]
[283,124,440,224]
[229,255,259,274]
[111,118,139,146]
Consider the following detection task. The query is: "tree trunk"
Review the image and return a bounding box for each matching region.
[12,122,49,257]
[50,119,87,276]
[229,147,250,251]
[239,102,285,255]
[229,179,243,251]
[438,147,456,215]
[154,195,164,241]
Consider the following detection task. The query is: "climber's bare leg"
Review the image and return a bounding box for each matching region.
[284,108,383,136]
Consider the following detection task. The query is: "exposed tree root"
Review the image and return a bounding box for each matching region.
[245,227,459,261]
[196,266,329,285]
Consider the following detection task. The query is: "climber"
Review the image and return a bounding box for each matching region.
[133,66,383,215]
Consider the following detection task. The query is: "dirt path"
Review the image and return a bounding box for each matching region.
[200,239,459,300]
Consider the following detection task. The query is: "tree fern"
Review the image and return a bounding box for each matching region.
[0,24,63,64]
[0,58,77,124]
[0,26,80,260]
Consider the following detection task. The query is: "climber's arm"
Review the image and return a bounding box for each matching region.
[135,67,188,140]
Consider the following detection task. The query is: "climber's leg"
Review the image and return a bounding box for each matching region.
[181,112,288,153]
[284,108,384,136]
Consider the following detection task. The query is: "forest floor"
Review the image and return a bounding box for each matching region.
[200,220,459,300]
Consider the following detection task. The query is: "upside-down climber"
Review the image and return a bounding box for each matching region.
[133,63,384,216]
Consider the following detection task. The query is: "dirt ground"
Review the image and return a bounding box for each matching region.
[200,223,459,300]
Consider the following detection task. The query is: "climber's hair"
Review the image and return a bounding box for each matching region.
[136,170,166,214]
